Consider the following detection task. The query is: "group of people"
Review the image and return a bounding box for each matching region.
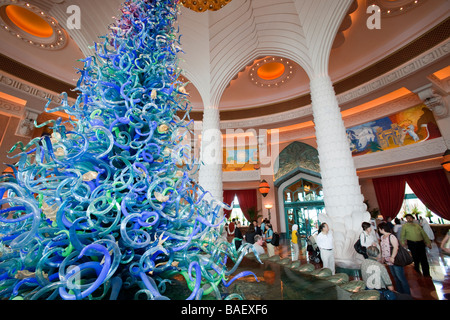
[225,218,276,257]
[357,214,439,300]
[225,214,450,300]
[313,213,447,300]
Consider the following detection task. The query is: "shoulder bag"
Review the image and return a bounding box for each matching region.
[354,233,368,258]
[389,234,413,267]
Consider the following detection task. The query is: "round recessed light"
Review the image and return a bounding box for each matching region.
[0,0,67,50]
[248,56,296,88]
[5,4,53,38]
[257,62,285,80]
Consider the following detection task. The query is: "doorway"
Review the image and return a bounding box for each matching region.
[283,178,325,239]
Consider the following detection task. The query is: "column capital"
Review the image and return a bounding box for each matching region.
[416,85,448,119]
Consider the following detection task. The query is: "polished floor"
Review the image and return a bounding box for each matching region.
[268,238,450,300]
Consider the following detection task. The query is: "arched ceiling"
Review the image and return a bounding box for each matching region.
[0,0,448,125]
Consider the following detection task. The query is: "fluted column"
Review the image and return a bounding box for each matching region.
[198,105,223,205]
[310,73,370,268]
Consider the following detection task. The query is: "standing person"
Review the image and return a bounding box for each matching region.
[361,222,379,249]
[234,221,243,251]
[253,219,262,236]
[260,219,267,237]
[400,214,432,277]
[386,217,394,232]
[245,223,256,245]
[316,222,335,274]
[440,230,450,254]
[291,224,299,261]
[393,218,402,239]
[378,222,411,295]
[265,223,275,257]
[358,222,379,259]
[227,218,235,242]
[419,216,435,242]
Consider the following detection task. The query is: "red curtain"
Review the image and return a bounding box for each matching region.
[223,190,236,218]
[373,174,407,220]
[405,169,450,221]
[223,189,258,221]
[234,189,257,222]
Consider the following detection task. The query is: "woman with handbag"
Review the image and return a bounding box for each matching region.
[378,222,411,295]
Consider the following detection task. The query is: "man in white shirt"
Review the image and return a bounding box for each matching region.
[316,222,335,274]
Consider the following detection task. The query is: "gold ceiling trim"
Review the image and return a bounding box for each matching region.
[180,0,232,12]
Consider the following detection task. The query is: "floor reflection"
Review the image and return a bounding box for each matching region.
[224,257,338,300]
[225,239,449,300]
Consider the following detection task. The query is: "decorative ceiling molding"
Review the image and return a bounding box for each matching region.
[370,0,428,17]
[216,38,450,129]
[0,0,68,50]
[356,157,443,179]
[0,95,24,117]
[222,169,260,182]
[0,71,74,111]
[353,136,447,170]
[180,0,232,12]
[337,39,450,105]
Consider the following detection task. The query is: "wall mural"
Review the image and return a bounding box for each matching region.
[222,146,259,171]
[347,104,441,156]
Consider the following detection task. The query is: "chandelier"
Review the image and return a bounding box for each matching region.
[180,0,232,12]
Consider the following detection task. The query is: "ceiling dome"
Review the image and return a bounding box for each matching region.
[0,0,67,50]
[5,5,53,38]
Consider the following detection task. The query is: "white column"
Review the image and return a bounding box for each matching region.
[198,105,223,204]
[310,73,370,268]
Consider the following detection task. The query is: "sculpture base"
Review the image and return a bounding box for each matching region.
[335,260,362,280]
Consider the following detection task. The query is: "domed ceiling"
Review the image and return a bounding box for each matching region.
[0,0,448,125]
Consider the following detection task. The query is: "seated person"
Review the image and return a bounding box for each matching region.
[252,235,265,255]
[361,246,412,300]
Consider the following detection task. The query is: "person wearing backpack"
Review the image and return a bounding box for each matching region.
[265,222,275,257]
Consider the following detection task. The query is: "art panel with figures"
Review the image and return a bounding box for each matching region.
[347,104,441,156]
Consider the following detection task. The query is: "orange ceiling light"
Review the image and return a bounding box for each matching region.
[5,5,53,38]
[0,91,27,106]
[249,57,295,88]
[257,62,286,80]
[433,66,450,80]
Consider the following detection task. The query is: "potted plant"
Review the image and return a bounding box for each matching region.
[425,208,433,223]
[411,205,421,219]
[246,206,262,223]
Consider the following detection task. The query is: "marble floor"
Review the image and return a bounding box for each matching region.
[270,239,450,300]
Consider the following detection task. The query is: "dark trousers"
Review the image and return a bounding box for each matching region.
[407,240,430,276]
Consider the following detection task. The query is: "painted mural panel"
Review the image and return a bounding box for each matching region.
[222,146,259,171]
[347,104,441,156]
